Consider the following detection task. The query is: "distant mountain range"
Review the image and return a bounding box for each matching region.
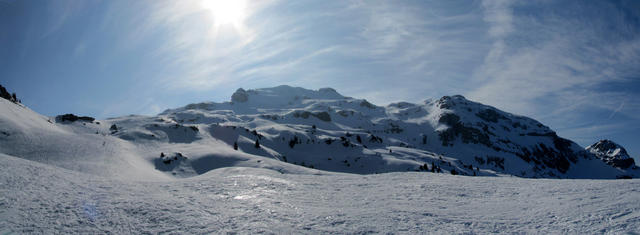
[0,85,637,179]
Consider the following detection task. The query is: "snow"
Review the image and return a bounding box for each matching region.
[587,140,632,160]
[154,87,640,179]
[1,86,640,233]
[1,86,638,179]
[1,153,639,233]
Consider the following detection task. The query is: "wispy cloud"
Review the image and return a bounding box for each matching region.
[469,0,640,124]
[3,0,638,154]
[40,0,86,38]
[121,0,492,102]
[482,0,512,38]
[608,100,626,120]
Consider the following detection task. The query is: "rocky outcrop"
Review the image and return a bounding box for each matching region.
[435,95,584,174]
[55,114,95,123]
[360,100,377,109]
[0,84,18,103]
[437,113,492,147]
[587,140,636,169]
[475,108,507,123]
[231,88,249,103]
[292,111,332,122]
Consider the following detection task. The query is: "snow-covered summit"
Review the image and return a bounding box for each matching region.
[587,140,636,169]
[161,85,352,115]
[1,85,638,179]
[151,86,640,178]
[231,85,347,103]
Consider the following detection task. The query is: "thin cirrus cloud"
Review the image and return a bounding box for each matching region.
[0,0,638,158]
[467,0,640,149]
[126,0,491,98]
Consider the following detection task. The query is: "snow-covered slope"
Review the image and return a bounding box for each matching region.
[1,85,637,179]
[0,97,319,180]
[156,85,638,179]
[2,152,639,233]
[0,99,165,180]
[2,85,640,233]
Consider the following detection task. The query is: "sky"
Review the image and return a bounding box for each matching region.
[1,0,639,161]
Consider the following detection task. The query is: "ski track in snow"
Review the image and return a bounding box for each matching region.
[1,154,639,234]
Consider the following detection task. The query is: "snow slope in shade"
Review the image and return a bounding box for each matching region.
[1,153,639,234]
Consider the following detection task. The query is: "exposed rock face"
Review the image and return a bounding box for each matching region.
[231,88,249,103]
[437,114,491,148]
[587,140,636,169]
[312,111,331,122]
[55,114,95,123]
[360,100,376,109]
[292,111,332,122]
[0,85,12,101]
[476,109,507,123]
[434,95,581,174]
[110,124,118,133]
[0,84,18,103]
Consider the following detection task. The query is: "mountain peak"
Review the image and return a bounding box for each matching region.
[4,84,640,179]
[231,88,249,103]
[229,85,346,105]
[434,95,469,109]
[587,139,635,169]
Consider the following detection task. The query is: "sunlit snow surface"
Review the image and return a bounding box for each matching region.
[1,154,638,234]
[1,88,639,233]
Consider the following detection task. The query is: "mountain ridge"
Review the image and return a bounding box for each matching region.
[1,85,637,179]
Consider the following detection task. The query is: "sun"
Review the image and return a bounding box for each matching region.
[200,0,247,28]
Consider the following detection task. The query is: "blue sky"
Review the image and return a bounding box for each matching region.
[1,0,639,160]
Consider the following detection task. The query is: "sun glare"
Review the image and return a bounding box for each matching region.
[201,0,247,28]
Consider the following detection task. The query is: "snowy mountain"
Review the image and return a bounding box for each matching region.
[587,139,636,169]
[157,85,638,179]
[0,85,637,179]
[2,85,640,233]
